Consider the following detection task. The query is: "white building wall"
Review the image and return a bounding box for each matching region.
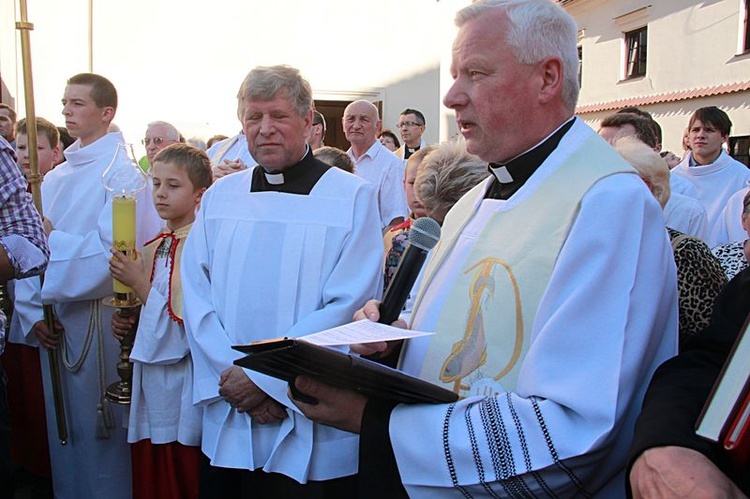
[1,0,453,157]
[569,0,750,154]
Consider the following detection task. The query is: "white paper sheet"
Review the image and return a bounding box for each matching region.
[298,319,433,346]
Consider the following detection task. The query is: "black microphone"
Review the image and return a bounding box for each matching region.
[379,217,441,324]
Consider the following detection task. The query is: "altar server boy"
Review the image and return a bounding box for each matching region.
[109,143,212,499]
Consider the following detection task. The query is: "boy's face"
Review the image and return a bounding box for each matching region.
[688,119,727,164]
[151,160,205,230]
[61,83,113,146]
[15,133,60,177]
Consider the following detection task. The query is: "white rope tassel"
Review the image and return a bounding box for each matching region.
[95,402,109,439]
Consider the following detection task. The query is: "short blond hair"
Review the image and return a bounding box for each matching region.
[415,139,489,223]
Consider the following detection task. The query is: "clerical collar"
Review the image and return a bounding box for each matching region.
[250,146,330,195]
[404,144,421,160]
[485,118,575,200]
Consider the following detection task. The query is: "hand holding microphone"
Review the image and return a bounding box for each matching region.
[378,217,441,324]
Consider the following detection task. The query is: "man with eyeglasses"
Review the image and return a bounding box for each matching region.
[394,108,426,163]
[140,121,183,171]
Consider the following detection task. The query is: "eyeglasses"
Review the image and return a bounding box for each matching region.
[142,137,166,146]
[396,121,422,129]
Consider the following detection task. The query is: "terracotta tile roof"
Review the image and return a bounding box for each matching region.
[576,80,750,114]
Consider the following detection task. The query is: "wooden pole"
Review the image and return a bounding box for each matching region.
[15,0,68,445]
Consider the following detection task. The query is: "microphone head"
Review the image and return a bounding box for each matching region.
[409,217,441,251]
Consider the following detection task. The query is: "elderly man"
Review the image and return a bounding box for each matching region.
[141,120,182,169]
[181,65,383,498]
[0,104,16,148]
[394,108,427,162]
[344,100,408,231]
[628,268,750,497]
[293,1,677,497]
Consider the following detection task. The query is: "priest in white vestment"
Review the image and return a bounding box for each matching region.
[13,74,161,499]
[292,3,678,498]
[182,65,383,498]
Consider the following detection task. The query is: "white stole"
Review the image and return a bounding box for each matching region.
[413,133,634,397]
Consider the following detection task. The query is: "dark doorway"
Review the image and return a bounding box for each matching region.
[314,99,382,152]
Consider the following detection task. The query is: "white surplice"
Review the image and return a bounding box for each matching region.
[709,183,750,247]
[206,132,257,168]
[672,151,750,241]
[128,237,202,445]
[394,120,678,497]
[663,192,709,240]
[12,132,162,499]
[182,166,383,482]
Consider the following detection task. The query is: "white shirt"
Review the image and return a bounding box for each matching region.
[348,140,408,229]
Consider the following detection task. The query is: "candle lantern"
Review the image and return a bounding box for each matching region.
[101,143,147,404]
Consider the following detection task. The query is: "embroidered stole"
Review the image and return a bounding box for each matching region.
[142,223,192,324]
[412,135,634,398]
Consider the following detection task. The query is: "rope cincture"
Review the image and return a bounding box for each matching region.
[60,299,115,439]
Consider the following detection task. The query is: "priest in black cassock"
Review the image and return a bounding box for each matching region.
[181,65,384,498]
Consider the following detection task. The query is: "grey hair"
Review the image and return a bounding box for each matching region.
[146,121,181,141]
[236,65,313,118]
[456,0,580,111]
[415,139,490,223]
[614,137,670,208]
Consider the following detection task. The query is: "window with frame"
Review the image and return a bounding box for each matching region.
[577,46,583,87]
[625,27,647,78]
[729,135,750,168]
[744,0,750,52]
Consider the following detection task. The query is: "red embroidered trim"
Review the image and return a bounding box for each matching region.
[390,219,412,232]
[165,237,183,326]
[148,233,183,326]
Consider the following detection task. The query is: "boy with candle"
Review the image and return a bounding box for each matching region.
[109,143,212,499]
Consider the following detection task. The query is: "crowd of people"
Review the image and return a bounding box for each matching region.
[0,0,749,498]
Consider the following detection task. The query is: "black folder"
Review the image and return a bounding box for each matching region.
[233,338,458,405]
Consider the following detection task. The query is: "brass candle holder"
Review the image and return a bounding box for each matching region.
[102,291,140,404]
[101,143,147,405]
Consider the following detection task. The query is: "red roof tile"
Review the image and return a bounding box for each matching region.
[576,81,750,114]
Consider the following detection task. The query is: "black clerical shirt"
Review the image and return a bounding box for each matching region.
[250,148,331,195]
[484,118,575,200]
